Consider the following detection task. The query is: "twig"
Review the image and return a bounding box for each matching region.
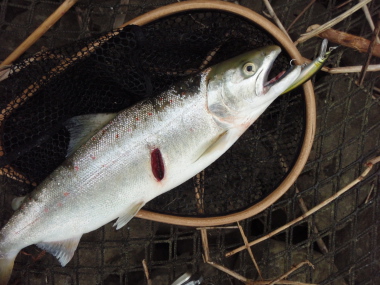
[0,0,79,67]
[194,171,205,214]
[196,226,239,230]
[262,0,292,41]
[306,24,380,58]
[294,0,372,45]
[268,261,314,285]
[200,228,248,282]
[246,280,317,285]
[226,156,380,257]
[358,0,379,43]
[286,0,317,32]
[0,65,10,82]
[301,57,380,73]
[364,182,375,204]
[358,16,380,86]
[295,187,329,254]
[142,259,152,285]
[199,228,316,285]
[334,0,355,10]
[278,155,328,254]
[237,222,263,279]
[113,0,130,29]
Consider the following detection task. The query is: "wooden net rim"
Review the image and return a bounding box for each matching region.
[122,0,316,227]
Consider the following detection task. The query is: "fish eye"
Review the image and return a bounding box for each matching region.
[243,62,257,76]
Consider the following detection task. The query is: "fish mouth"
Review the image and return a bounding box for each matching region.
[263,69,288,93]
[258,47,301,96]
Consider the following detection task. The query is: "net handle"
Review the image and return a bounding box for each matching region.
[124,0,316,226]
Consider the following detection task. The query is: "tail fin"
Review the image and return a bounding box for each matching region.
[0,254,16,285]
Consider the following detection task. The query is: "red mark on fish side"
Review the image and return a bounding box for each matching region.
[74,166,79,171]
[136,117,139,121]
[148,112,152,116]
[44,208,49,213]
[64,192,70,197]
[90,155,96,160]
[116,134,119,139]
[151,148,165,181]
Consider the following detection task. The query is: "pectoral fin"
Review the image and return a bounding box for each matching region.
[36,235,82,266]
[113,201,145,230]
[194,129,241,164]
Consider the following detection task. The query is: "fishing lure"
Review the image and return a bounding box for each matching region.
[282,39,338,94]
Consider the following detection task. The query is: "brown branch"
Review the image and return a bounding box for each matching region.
[226,156,380,257]
[306,24,380,58]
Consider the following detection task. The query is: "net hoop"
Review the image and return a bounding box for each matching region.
[122,0,317,227]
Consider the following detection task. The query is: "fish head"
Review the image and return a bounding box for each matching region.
[206,46,301,125]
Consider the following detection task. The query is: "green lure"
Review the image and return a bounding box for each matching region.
[282,39,337,94]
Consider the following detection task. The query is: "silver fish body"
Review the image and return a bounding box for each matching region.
[0,45,301,284]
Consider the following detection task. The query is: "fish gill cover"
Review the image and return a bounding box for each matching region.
[0,10,305,216]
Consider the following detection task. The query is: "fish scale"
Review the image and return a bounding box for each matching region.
[0,46,301,285]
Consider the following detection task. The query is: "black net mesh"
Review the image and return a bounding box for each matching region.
[0,0,379,284]
[0,8,301,216]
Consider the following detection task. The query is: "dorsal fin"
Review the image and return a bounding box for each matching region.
[65,113,117,157]
[36,235,82,266]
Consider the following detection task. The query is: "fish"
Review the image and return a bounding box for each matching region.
[0,45,301,284]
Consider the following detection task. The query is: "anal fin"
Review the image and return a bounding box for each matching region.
[36,235,82,267]
[113,201,145,230]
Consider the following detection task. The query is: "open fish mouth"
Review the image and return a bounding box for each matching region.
[263,66,294,95]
